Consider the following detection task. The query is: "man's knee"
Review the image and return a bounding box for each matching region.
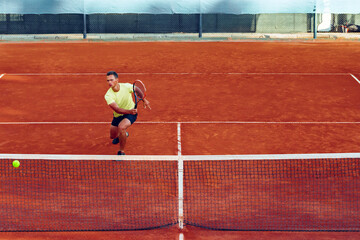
[110,126,118,139]
[118,125,128,132]
[118,119,132,132]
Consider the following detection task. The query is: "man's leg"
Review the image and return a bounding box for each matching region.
[110,116,122,144]
[110,116,129,144]
[110,126,129,145]
[110,125,119,143]
[117,118,132,154]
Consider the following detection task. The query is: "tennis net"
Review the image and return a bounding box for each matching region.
[0,153,359,232]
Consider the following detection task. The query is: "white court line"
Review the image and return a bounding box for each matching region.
[350,73,360,85]
[177,122,182,156]
[4,72,351,76]
[0,73,5,79]
[182,152,360,161]
[1,152,360,161]
[5,73,103,76]
[0,154,178,161]
[1,121,360,125]
[177,122,184,230]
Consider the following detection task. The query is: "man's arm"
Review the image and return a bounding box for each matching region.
[109,102,137,115]
[142,98,151,109]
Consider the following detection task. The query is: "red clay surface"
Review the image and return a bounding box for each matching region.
[0,123,177,155]
[1,74,360,155]
[182,123,360,155]
[1,41,360,239]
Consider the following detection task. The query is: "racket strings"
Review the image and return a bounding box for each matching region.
[134,81,146,100]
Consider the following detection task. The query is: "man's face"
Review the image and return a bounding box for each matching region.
[107,75,118,87]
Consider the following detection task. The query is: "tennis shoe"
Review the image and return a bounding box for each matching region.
[112,132,129,144]
[117,151,126,155]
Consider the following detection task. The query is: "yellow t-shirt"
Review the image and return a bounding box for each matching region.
[104,83,135,117]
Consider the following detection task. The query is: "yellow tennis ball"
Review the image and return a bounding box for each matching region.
[12,160,20,168]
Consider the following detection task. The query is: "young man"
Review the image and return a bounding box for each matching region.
[104,71,151,155]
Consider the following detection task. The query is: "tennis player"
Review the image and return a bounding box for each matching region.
[104,71,151,155]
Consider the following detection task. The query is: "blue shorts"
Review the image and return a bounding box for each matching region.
[111,114,138,127]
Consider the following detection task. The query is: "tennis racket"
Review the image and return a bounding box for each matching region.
[133,80,147,109]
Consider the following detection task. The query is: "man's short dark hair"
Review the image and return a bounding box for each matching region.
[107,71,118,78]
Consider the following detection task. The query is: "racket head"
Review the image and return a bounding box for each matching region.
[133,80,147,108]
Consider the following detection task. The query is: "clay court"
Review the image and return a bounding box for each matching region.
[0,41,360,239]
